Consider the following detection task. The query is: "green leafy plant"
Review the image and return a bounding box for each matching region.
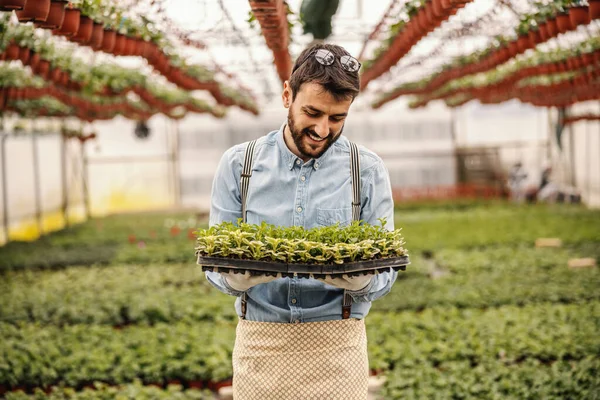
[195,219,407,264]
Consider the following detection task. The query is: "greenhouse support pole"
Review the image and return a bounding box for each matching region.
[1,133,9,241]
[61,133,69,227]
[172,120,181,207]
[32,132,43,236]
[81,140,90,219]
[568,118,576,188]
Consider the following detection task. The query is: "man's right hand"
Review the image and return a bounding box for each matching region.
[223,271,282,292]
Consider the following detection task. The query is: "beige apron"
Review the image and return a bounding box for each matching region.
[232,318,369,399]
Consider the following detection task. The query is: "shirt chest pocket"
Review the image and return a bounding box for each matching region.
[317,207,353,227]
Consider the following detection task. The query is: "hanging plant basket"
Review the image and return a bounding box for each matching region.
[569,6,590,26]
[5,43,20,60]
[89,22,104,49]
[556,13,572,33]
[54,8,80,36]
[0,0,26,11]
[112,33,126,55]
[546,17,558,37]
[15,0,51,22]
[101,29,116,52]
[28,52,40,68]
[590,0,600,20]
[36,0,66,29]
[71,15,93,43]
[18,46,30,64]
[123,37,135,56]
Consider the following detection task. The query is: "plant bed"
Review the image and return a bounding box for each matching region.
[195,220,409,278]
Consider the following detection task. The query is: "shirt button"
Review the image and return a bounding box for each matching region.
[300,176,306,182]
[291,298,297,304]
[315,162,320,169]
[294,319,301,323]
[296,206,302,213]
[296,159,301,165]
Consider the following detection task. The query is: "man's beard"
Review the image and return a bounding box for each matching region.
[287,109,343,160]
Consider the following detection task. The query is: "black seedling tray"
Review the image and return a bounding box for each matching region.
[197,255,410,279]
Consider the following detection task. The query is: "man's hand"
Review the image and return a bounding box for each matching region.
[317,274,373,292]
[223,270,281,292]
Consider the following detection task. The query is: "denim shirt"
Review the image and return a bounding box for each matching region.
[205,124,397,323]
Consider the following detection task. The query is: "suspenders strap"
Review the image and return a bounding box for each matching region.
[238,140,361,321]
[343,141,361,319]
[240,140,258,319]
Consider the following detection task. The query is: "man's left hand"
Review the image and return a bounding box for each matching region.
[317,274,373,291]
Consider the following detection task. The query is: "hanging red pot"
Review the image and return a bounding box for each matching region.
[89,22,104,49]
[581,52,593,66]
[15,0,51,22]
[101,29,116,53]
[528,29,542,46]
[71,15,93,43]
[60,71,69,86]
[18,46,30,64]
[517,35,530,53]
[28,52,40,69]
[0,0,26,11]
[123,37,135,56]
[49,68,61,83]
[538,23,548,41]
[432,0,444,17]
[590,0,600,19]
[37,60,50,79]
[569,6,590,26]
[546,17,558,37]
[5,43,20,60]
[555,13,572,33]
[508,40,519,57]
[36,0,66,29]
[112,33,126,55]
[55,8,80,36]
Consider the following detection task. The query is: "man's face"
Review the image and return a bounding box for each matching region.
[285,82,353,161]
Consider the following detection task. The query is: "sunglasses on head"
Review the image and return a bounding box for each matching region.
[293,48,362,74]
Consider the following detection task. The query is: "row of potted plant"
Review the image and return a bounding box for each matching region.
[360,0,474,90]
[248,0,292,83]
[389,0,599,100]
[373,36,600,108]
[0,23,228,120]
[0,0,259,113]
[0,64,225,122]
[412,66,600,109]
[563,112,600,124]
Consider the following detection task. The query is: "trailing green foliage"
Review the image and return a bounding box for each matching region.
[195,219,406,264]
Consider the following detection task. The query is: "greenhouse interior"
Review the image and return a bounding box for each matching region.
[0,0,599,399]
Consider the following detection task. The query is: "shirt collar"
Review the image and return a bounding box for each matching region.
[275,121,336,171]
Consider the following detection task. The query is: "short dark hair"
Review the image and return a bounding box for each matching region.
[289,43,360,102]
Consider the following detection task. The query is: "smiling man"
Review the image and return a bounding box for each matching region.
[206,43,396,399]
